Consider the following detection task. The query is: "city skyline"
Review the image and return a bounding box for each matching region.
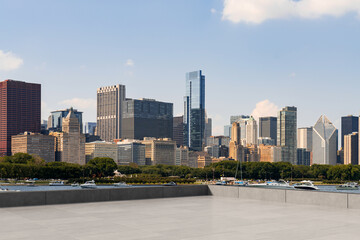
[2,1,360,135]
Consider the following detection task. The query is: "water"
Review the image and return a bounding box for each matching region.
[316,185,360,194]
[0,184,161,192]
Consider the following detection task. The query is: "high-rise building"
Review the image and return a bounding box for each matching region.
[344,132,358,165]
[341,115,359,149]
[245,116,258,146]
[206,136,230,147]
[258,144,282,163]
[297,127,313,152]
[50,108,86,164]
[142,138,176,165]
[117,140,146,165]
[184,70,205,151]
[230,115,250,124]
[204,116,212,146]
[297,148,311,166]
[11,132,55,162]
[176,146,189,166]
[0,80,41,156]
[173,116,184,147]
[48,108,83,133]
[259,117,277,144]
[122,98,173,140]
[277,106,297,164]
[312,115,338,165]
[229,122,243,161]
[97,84,126,142]
[224,125,231,137]
[258,137,276,146]
[84,122,97,135]
[85,141,118,163]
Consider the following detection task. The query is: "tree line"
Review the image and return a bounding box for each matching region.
[1,153,360,182]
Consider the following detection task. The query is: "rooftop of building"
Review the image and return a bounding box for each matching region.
[1,196,358,240]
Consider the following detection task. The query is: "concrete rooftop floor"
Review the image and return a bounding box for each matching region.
[1,196,360,240]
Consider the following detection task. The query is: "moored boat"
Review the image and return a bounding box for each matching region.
[49,180,65,186]
[80,180,97,189]
[294,180,318,190]
[163,181,177,186]
[336,182,359,190]
[113,182,131,187]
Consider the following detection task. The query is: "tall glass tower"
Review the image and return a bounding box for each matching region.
[277,106,297,164]
[184,70,205,151]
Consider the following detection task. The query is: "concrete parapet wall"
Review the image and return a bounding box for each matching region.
[0,185,208,208]
[208,185,358,209]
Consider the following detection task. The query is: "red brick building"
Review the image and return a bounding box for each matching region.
[0,80,41,156]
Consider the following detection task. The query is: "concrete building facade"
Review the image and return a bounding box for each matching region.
[173,116,184,147]
[85,141,118,163]
[117,140,146,166]
[97,84,126,142]
[175,146,189,166]
[344,132,358,165]
[48,108,83,133]
[142,138,176,165]
[11,132,55,162]
[245,116,258,146]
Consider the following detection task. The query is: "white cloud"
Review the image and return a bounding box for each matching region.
[59,98,96,111]
[211,8,217,14]
[0,50,23,71]
[251,100,279,122]
[125,59,134,67]
[222,0,360,24]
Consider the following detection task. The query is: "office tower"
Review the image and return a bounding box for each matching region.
[48,108,83,133]
[142,138,176,165]
[245,116,258,146]
[312,115,337,165]
[0,79,41,156]
[184,70,205,151]
[258,137,275,146]
[122,98,173,140]
[344,132,358,165]
[173,116,184,147]
[259,117,277,143]
[11,132,55,162]
[258,145,282,162]
[204,116,212,146]
[84,122,97,135]
[229,122,243,161]
[207,136,230,147]
[277,106,297,164]
[117,140,146,165]
[341,115,359,149]
[224,125,231,137]
[197,153,212,168]
[176,146,189,166]
[297,148,311,166]
[230,115,250,124]
[97,84,126,142]
[204,145,220,158]
[50,108,86,164]
[85,141,118,163]
[297,127,313,151]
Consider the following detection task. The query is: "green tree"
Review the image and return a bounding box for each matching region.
[87,157,117,177]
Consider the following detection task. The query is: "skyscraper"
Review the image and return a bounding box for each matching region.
[97,84,126,142]
[277,106,297,164]
[344,132,358,165]
[204,116,212,146]
[245,116,258,146]
[259,117,277,144]
[297,127,313,152]
[173,116,184,147]
[224,125,231,137]
[184,70,205,151]
[122,98,173,140]
[0,80,41,156]
[48,108,83,133]
[341,115,358,149]
[312,115,338,165]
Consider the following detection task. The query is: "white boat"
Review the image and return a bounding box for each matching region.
[71,183,80,187]
[336,182,359,190]
[233,180,248,186]
[215,181,226,185]
[80,180,97,189]
[113,182,131,187]
[49,180,65,186]
[163,181,177,186]
[248,180,293,189]
[294,180,318,190]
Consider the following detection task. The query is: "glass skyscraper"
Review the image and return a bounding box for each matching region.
[277,106,297,164]
[341,115,358,149]
[184,70,205,151]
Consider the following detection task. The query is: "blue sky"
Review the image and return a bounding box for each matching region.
[1,0,360,135]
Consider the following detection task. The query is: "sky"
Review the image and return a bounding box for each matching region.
[1,0,360,135]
